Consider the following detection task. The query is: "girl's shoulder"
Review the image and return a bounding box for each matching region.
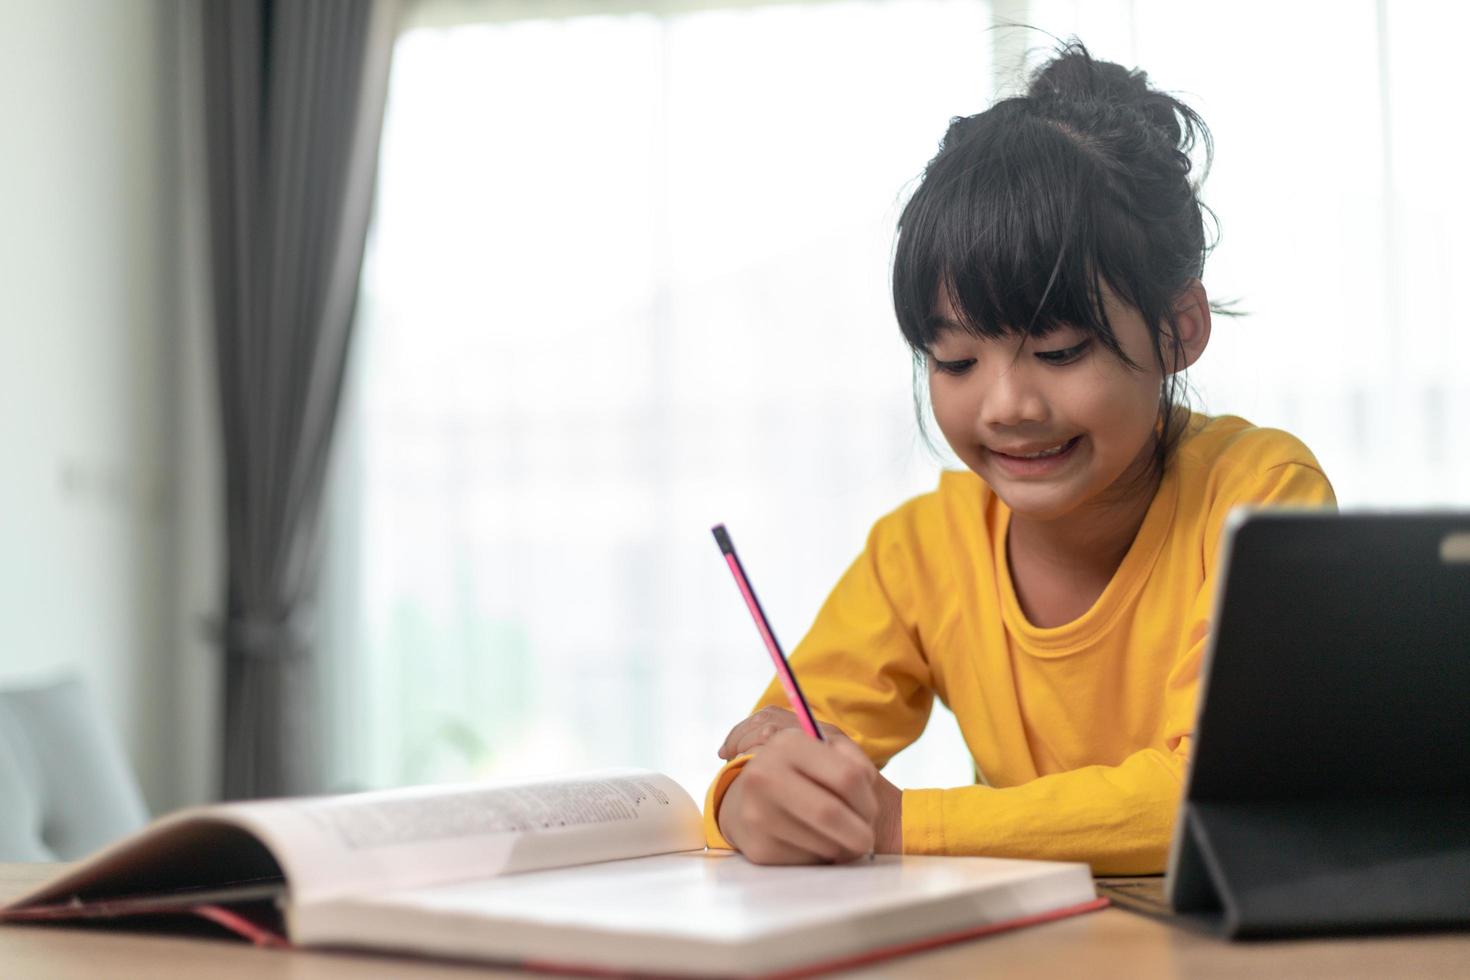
[865,468,999,560]
[1171,414,1337,569]
[854,470,1000,604]
[1174,412,1330,485]
[882,468,996,529]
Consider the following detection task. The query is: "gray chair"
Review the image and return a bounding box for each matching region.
[0,676,148,860]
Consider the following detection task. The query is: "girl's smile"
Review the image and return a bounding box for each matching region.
[987,433,1085,477]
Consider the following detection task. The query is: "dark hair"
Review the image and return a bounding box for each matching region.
[892,40,1220,478]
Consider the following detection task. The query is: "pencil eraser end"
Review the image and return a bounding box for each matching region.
[711,524,734,554]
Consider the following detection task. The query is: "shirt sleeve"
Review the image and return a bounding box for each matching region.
[702,507,938,849]
[901,460,1336,874]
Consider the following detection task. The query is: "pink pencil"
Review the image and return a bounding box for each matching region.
[711,523,823,742]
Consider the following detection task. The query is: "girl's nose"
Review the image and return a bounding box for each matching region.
[980,366,1048,429]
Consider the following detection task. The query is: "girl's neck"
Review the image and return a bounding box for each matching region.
[1007,446,1162,581]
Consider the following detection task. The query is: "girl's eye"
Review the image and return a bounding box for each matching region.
[1035,339,1092,365]
[932,358,976,376]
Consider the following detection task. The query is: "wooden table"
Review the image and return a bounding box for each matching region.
[3,863,1467,978]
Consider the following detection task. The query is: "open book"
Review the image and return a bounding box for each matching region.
[0,769,1103,977]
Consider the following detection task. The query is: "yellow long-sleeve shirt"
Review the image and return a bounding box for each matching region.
[704,414,1336,874]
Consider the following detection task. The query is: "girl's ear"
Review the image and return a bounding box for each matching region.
[1165,279,1211,374]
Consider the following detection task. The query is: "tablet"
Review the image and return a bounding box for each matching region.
[1164,510,1470,937]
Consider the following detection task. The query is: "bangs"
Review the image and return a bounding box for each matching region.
[893,103,1144,366]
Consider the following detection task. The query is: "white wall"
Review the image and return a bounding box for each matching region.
[0,0,220,813]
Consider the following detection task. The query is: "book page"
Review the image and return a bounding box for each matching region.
[2,769,703,912]
[227,768,705,903]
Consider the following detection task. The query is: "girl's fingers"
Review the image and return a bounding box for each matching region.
[786,734,878,829]
[717,723,745,759]
[737,773,858,863]
[731,723,781,757]
[718,707,795,758]
[736,831,823,866]
[724,732,882,865]
[826,737,880,823]
[718,725,750,759]
[716,708,859,761]
[757,796,869,863]
[738,768,872,863]
[758,733,877,857]
[772,773,875,861]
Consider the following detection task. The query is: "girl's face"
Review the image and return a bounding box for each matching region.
[927,287,1165,522]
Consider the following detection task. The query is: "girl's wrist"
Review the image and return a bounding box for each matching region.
[875,775,904,853]
[716,773,748,850]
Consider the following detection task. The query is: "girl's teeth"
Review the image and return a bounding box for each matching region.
[1018,441,1069,459]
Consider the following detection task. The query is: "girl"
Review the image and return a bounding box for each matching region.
[704,42,1335,875]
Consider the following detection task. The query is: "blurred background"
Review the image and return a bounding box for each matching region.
[1,0,1465,818]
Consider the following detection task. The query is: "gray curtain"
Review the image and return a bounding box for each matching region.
[200,0,399,800]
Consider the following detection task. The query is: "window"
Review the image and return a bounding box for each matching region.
[323,1,993,795]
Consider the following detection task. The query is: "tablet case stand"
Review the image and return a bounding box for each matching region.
[1172,798,1470,937]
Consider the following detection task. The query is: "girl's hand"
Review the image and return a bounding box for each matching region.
[716,727,904,864]
[717,705,849,760]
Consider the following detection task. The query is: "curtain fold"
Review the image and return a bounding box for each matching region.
[200,0,399,799]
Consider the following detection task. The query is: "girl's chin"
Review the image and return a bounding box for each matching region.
[1000,498,1085,524]
[984,481,1088,523]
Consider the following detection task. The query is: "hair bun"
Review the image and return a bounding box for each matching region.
[1026,41,1182,145]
